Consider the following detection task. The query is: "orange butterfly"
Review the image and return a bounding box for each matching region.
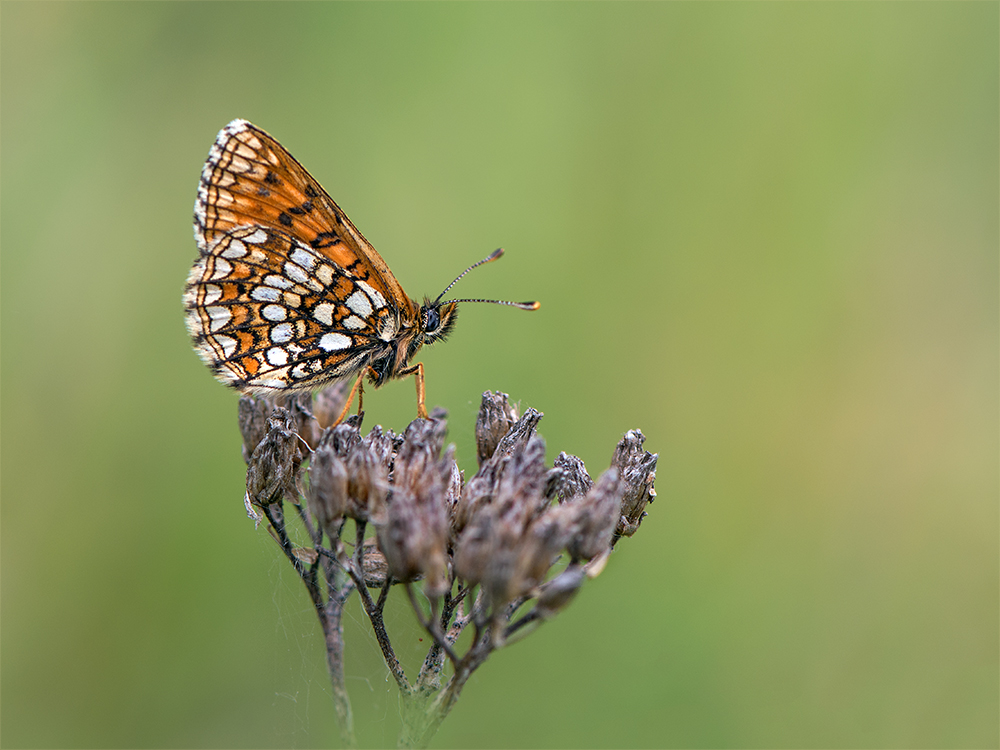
[184,119,538,419]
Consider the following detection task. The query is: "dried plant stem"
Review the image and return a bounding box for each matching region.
[265,504,358,748]
[321,589,356,749]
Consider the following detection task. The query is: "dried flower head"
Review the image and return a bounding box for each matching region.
[235,385,659,749]
[376,419,453,598]
[245,408,298,508]
[611,429,658,540]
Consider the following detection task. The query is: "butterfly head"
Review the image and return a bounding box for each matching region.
[418,298,459,346]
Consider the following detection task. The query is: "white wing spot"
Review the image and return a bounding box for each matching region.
[208,257,232,280]
[257,377,288,389]
[251,286,281,302]
[357,280,387,309]
[202,284,222,305]
[315,264,335,286]
[343,315,366,330]
[283,261,309,285]
[229,154,252,173]
[319,333,352,351]
[264,274,293,289]
[266,347,289,366]
[262,304,287,322]
[205,306,232,332]
[346,290,373,318]
[290,248,317,270]
[313,303,335,326]
[244,228,268,244]
[213,335,237,358]
[270,323,294,343]
[220,239,247,259]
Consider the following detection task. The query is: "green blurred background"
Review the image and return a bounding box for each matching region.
[2,2,997,748]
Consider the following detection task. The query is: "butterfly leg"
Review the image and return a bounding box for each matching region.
[331,367,377,426]
[397,362,428,419]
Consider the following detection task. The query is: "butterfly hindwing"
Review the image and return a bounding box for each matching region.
[184,224,401,393]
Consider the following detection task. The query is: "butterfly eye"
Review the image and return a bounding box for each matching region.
[423,308,440,333]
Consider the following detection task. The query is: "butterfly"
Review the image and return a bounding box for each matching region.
[184,119,538,420]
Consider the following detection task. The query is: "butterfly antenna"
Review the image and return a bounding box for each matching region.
[435,248,540,311]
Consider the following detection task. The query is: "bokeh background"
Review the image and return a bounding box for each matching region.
[2,3,996,748]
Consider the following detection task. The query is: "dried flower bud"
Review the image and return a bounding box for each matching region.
[611,430,658,539]
[508,504,575,598]
[284,393,322,453]
[491,407,543,465]
[535,566,586,617]
[452,499,493,584]
[454,407,543,533]
[361,424,396,468]
[443,460,463,529]
[376,420,452,597]
[456,435,552,605]
[307,441,348,536]
[345,444,388,525]
[476,391,519,465]
[324,419,363,458]
[566,467,621,562]
[245,408,297,508]
[546,452,593,503]
[238,395,273,463]
[493,435,549,524]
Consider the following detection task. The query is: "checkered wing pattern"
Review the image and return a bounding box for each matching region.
[185,119,421,393]
[184,225,405,392]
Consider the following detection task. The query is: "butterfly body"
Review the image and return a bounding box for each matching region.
[184,120,523,416]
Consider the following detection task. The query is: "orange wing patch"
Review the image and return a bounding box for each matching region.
[194,119,415,321]
[184,225,399,394]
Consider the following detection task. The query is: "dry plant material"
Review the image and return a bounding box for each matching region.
[239,386,658,748]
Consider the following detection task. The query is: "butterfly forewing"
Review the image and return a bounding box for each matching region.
[184,224,400,393]
[194,119,415,321]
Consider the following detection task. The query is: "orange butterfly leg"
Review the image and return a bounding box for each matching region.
[398,362,428,419]
[332,368,376,426]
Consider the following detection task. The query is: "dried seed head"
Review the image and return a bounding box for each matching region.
[490,407,543,465]
[286,393,321,453]
[456,435,555,605]
[361,424,396,468]
[508,503,575,598]
[307,441,348,536]
[493,434,549,525]
[611,430,658,540]
[546,452,594,503]
[565,467,621,562]
[245,408,298,508]
[536,565,586,617]
[238,395,273,464]
[323,419,363,459]
[345,445,389,525]
[454,406,544,533]
[376,419,453,598]
[476,391,519,465]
